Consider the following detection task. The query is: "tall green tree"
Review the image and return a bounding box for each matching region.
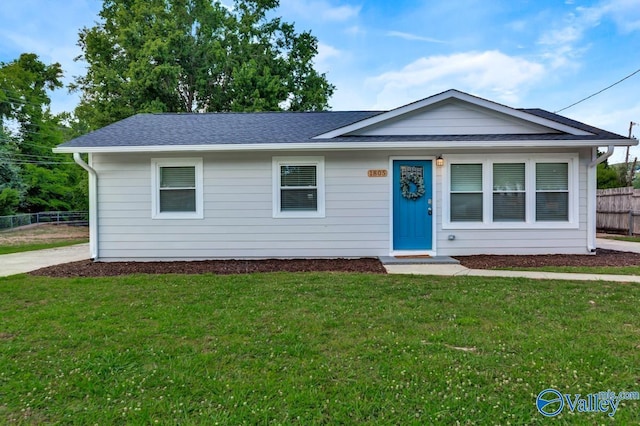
[73,0,335,129]
[0,54,87,213]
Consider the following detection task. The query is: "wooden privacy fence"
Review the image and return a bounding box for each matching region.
[596,187,640,235]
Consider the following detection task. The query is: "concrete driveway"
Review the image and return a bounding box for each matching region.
[0,243,90,277]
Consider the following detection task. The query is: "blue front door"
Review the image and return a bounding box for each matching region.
[393,160,433,251]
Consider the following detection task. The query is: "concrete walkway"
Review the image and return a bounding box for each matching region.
[384,238,640,283]
[596,236,640,253]
[0,243,90,277]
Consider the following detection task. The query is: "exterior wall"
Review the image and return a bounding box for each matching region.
[434,148,592,255]
[355,102,558,136]
[92,148,592,260]
[93,151,391,260]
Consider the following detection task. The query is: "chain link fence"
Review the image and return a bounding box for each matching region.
[0,211,89,231]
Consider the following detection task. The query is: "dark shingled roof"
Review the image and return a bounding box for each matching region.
[57,107,629,149]
[517,108,625,139]
[59,111,383,148]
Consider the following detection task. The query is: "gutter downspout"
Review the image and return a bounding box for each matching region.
[587,145,615,253]
[73,153,98,260]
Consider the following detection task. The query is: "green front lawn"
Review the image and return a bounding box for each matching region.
[602,235,640,243]
[1,273,639,424]
[0,239,88,255]
[501,265,640,275]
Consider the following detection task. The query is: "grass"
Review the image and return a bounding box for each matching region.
[501,265,640,276]
[602,235,640,243]
[0,224,88,255]
[1,272,639,424]
[0,239,88,255]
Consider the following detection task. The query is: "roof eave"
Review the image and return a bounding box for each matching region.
[53,138,637,154]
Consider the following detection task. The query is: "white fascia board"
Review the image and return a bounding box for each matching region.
[52,138,637,154]
[313,89,593,138]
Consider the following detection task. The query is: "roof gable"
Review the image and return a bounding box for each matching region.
[314,89,593,139]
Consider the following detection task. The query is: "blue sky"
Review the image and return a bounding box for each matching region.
[1,0,639,162]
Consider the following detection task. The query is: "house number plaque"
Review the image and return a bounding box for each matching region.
[367,169,388,177]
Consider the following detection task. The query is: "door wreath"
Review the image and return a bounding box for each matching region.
[400,172,425,200]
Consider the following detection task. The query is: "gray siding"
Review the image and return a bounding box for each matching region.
[93,148,591,260]
[354,102,559,136]
[94,151,391,260]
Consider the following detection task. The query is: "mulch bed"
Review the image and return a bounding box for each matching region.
[456,248,640,269]
[29,258,388,278]
[28,249,640,278]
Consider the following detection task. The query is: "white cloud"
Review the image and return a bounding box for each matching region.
[314,42,342,73]
[605,0,640,32]
[322,4,361,21]
[537,7,604,69]
[537,0,640,69]
[366,50,545,109]
[279,0,361,22]
[344,25,366,36]
[386,31,446,44]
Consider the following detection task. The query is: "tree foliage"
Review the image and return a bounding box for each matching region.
[73,0,335,128]
[0,54,87,214]
[596,153,626,189]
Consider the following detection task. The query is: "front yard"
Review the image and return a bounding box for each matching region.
[0,224,88,255]
[1,272,638,424]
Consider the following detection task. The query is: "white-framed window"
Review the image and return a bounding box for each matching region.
[272,156,325,218]
[443,154,578,229]
[493,163,526,222]
[536,163,569,221]
[151,158,203,219]
[450,163,483,222]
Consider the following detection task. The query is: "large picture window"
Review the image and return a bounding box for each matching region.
[273,157,325,218]
[446,155,576,228]
[151,158,203,219]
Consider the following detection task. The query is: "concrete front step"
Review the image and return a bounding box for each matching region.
[378,256,460,265]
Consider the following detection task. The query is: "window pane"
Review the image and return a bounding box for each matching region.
[161,166,195,188]
[536,192,568,221]
[281,189,317,211]
[451,164,482,192]
[160,189,196,212]
[451,193,483,221]
[493,163,525,191]
[281,166,316,187]
[493,193,525,221]
[536,163,568,190]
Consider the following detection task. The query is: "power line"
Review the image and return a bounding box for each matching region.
[0,151,69,160]
[0,157,75,165]
[555,67,640,113]
[0,135,66,151]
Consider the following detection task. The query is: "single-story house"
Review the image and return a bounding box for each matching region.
[54,89,637,261]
